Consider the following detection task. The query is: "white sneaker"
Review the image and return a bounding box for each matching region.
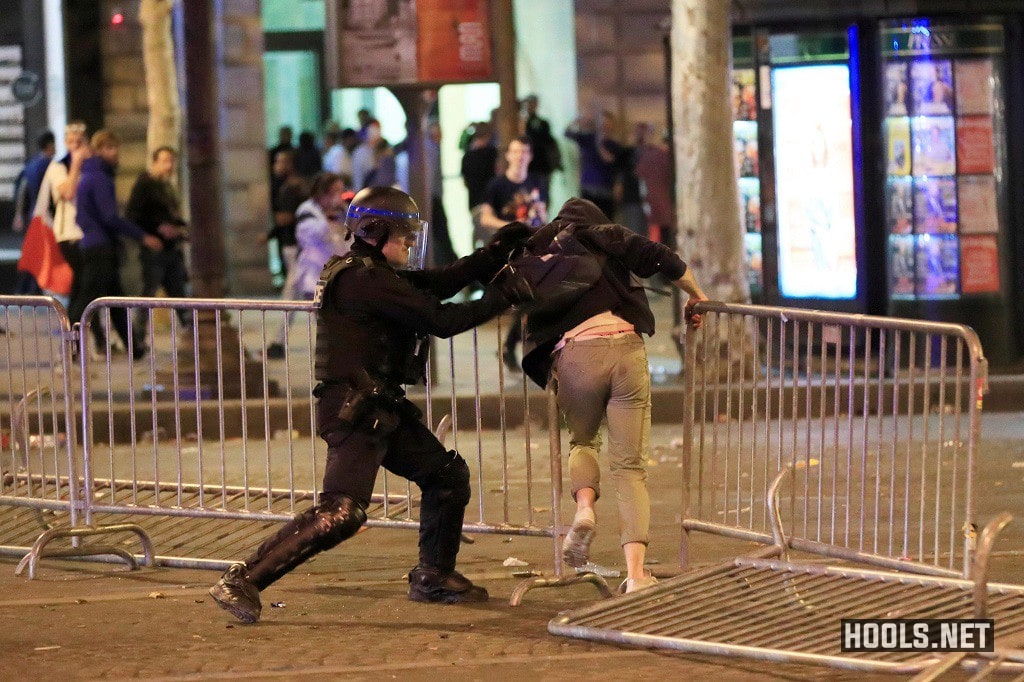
[619,571,658,594]
[561,512,596,568]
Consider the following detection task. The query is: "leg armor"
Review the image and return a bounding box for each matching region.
[244,492,367,590]
[416,450,471,573]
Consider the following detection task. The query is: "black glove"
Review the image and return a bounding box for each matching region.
[486,221,533,260]
[489,262,536,306]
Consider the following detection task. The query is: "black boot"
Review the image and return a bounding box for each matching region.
[209,563,262,623]
[408,565,489,603]
[209,494,366,623]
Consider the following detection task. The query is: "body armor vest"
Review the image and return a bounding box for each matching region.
[313,254,428,387]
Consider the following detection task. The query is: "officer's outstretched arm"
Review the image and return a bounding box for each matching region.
[400,221,532,299]
[365,266,511,339]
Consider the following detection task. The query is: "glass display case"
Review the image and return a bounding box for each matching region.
[881,21,1007,299]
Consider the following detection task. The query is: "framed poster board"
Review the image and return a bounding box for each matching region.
[340,0,493,87]
[959,234,1000,294]
[957,175,998,234]
[911,116,955,176]
[912,177,957,234]
[956,116,995,175]
[915,234,958,297]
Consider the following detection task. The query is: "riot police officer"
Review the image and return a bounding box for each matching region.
[209,186,531,623]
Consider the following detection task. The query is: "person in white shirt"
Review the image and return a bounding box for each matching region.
[33,121,89,306]
[322,128,359,186]
[267,173,353,358]
[349,120,383,190]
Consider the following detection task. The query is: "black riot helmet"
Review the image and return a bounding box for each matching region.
[345,186,429,268]
[345,186,423,242]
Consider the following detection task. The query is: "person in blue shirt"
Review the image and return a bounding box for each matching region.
[11,131,55,294]
[12,130,55,233]
[70,129,161,359]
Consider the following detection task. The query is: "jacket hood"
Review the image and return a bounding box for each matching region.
[553,197,611,226]
[526,197,611,254]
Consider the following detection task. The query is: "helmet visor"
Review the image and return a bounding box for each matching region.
[404,220,429,270]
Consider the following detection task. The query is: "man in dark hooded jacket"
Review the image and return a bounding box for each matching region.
[519,197,706,594]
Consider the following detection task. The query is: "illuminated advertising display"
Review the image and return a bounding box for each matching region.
[772,65,857,299]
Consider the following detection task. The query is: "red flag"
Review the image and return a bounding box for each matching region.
[16,216,73,296]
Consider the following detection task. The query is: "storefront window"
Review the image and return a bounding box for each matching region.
[882,20,1006,299]
[263,51,321,146]
[262,0,324,33]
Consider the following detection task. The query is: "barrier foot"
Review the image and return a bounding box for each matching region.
[14,523,156,579]
[972,512,1013,618]
[509,571,614,606]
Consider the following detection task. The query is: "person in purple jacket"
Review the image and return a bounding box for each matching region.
[70,129,162,359]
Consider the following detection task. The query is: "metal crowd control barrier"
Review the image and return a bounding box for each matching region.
[549,301,1024,674]
[679,301,988,578]
[8,294,606,593]
[550,498,1024,673]
[0,296,81,556]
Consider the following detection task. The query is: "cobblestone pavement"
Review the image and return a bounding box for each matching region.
[3,414,1022,680]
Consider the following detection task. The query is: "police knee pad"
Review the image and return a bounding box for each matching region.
[311,493,367,552]
[422,451,471,506]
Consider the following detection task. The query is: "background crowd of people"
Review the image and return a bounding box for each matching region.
[8,97,677,371]
[11,123,182,359]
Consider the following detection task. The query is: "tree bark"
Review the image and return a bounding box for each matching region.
[672,0,754,382]
[671,0,749,305]
[139,0,181,157]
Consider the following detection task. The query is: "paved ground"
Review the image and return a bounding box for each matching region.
[2,414,1021,680]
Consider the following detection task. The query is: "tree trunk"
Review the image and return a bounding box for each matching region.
[672,0,753,381]
[139,0,181,156]
[671,0,748,305]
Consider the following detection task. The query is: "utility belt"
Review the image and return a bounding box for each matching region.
[315,376,418,434]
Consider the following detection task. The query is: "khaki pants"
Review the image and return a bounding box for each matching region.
[553,333,651,546]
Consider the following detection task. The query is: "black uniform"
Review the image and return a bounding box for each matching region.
[236,237,510,594]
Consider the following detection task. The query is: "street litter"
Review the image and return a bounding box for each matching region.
[574,561,620,578]
[512,570,539,577]
[503,557,528,567]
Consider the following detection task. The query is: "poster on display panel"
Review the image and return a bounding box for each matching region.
[341,0,493,86]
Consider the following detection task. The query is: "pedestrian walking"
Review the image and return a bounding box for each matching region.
[70,130,162,358]
[267,172,352,357]
[520,94,562,199]
[564,112,620,221]
[125,146,190,341]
